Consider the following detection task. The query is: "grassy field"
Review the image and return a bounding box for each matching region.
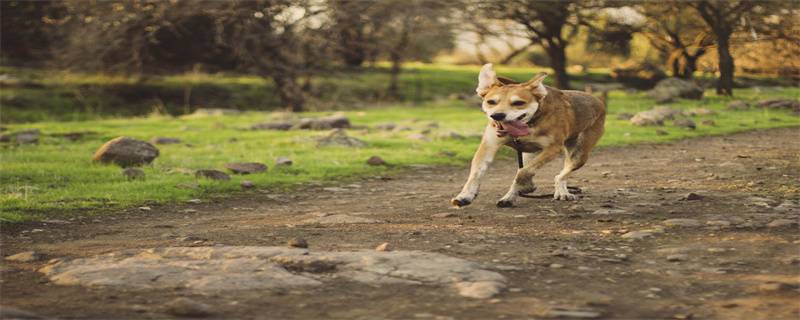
[2,81,799,222]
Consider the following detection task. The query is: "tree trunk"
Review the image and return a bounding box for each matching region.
[681,54,699,79]
[273,74,305,112]
[715,34,734,95]
[387,52,402,99]
[545,43,570,89]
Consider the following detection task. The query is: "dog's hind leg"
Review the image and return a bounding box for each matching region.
[554,122,603,200]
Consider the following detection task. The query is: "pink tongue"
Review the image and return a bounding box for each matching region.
[502,120,530,136]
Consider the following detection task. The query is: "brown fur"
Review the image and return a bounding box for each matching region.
[451,64,606,207]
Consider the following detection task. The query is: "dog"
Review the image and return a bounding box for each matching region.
[451,63,606,208]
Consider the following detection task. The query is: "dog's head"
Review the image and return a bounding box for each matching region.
[475,63,547,136]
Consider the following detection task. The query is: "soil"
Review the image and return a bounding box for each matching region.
[2,127,799,320]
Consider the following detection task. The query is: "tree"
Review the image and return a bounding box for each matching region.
[328,0,384,67]
[638,4,712,79]
[0,1,65,65]
[488,0,590,89]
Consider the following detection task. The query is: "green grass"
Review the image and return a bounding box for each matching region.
[1,85,799,222]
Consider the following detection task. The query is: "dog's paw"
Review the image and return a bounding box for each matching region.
[451,197,472,208]
[496,199,514,208]
[553,191,578,201]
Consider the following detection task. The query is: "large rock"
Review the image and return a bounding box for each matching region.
[294,115,351,130]
[92,137,159,167]
[316,129,366,147]
[610,62,667,89]
[224,162,267,174]
[195,169,231,181]
[648,78,704,103]
[38,246,506,299]
[630,106,682,126]
[0,129,40,144]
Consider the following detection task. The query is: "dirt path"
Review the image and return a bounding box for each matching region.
[2,128,799,320]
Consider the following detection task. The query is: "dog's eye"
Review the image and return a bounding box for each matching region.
[486,99,498,105]
[511,100,527,106]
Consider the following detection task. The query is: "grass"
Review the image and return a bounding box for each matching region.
[1,83,799,222]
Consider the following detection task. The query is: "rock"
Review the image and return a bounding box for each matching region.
[39,246,506,299]
[293,115,351,130]
[727,100,749,110]
[432,212,458,218]
[702,119,716,126]
[151,137,181,145]
[543,308,602,319]
[299,214,380,225]
[186,199,203,204]
[621,230,655,240]
[190,108,240,117]
[648,77,704,103]
[672,119,696,130]
[682,192,703,201]
[666,254,688,262]
[195,169,231,181]
[610,61,666,89]
[375,242,392,252]
[454,281,503,299]
[663,219,701,227]
[616,113,634,120]
[375,123,396,130]
[92,137,160,167]
[240,180,255,189]
[5,251,42,262]
[590,209,631,215]
[683,107,716,116]
[164,297,212,317]
[316,129,366,148]
[766,219,798,228]
[655,129,669,136]
[275,156,293,166]
[756,99,800,113]
[630,106,681,126]
[122,168,146,181]
[758,282,799,293]
[407,133,430,141]
[224,162,267,174]
[0,129,40,144]
[139,206,152,211]
[0,306,46,319]
[250,122,293,131]
[287,237,308,248]
[366,156,387,166]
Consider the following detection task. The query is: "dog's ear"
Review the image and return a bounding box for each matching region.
[524,72,548,98]
[476,63,499,97]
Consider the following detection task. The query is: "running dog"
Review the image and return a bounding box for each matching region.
[451,63,606,208]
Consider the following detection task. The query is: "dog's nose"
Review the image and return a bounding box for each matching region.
[490,113,506,121]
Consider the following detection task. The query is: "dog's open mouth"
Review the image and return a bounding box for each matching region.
[495,119,530,137]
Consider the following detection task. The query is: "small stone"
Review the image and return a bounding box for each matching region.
[316,129,366,147]
[240,180,255,189]
[432,212,457,218]
[682,192,703,201]
[164,297,212,317]
[666,254,688,262]
[766,219,798,228]
[275,157,293,166]
[151,137,182,145]
[663,219,701,227]
[195,170,231,181]
[367,156,387,166]
[224,162,267,174]
[454,281,502,299]
[186,199,202,204]
[656,129,669,136]
[139,206,152,211]
[288,237,308,248]
[122,168,146,181]
[5,251,42,262]
[549,263,564,269]
[375,242,392,252]
[621,230,655,240]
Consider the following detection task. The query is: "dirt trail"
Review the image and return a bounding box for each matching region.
[2,128,800,320]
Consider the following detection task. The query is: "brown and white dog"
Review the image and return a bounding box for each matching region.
[451,64,606,208]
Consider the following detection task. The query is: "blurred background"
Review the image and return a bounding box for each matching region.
[2,0,798,123]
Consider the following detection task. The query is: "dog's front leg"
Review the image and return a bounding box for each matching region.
[451,126,504,207]
[497,144,562,207]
